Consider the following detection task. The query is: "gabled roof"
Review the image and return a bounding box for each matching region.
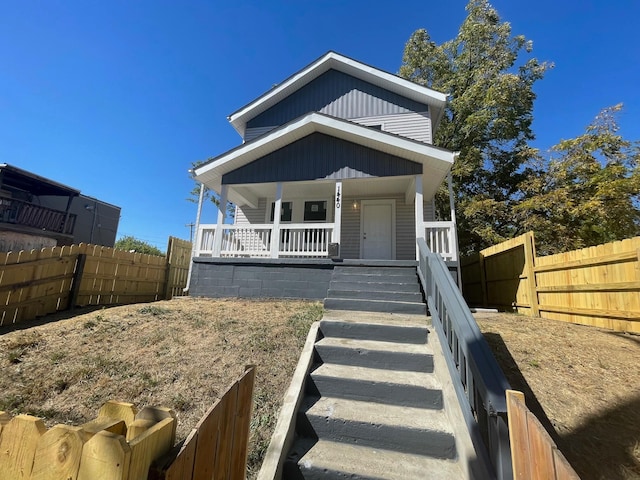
[228,51,448,138]
[194,112,455,205]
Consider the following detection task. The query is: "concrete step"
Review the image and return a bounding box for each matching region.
[318,319,428,344]
[326,289,423,303]
[331,272,418,285]
[291,439,463,480]
[301,396,456,458]
[328,280,421,293]
[324,298,426,315]
[308,363,443,409]
[330,272,419,284]
[314,336,433,372]
[333,266,418,277]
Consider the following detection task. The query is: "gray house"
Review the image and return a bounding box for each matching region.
[189,52,459,298]
[0,164,120,251]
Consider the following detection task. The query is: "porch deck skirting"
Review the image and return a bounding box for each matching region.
[189,258,419,300]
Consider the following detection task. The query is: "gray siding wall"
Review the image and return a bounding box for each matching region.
[245,111,433,144]
[222,133,421,185]
[246,69,429,131]
[235,198,268,225]
[340,197,361,259]
[234,194,436,258]
[190,260,333,299]
[396,196,415,260]
[350,111,432,144]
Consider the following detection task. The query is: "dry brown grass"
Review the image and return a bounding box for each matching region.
[0,297,323,478]
[3,299,639,479]
[475,311,640,480]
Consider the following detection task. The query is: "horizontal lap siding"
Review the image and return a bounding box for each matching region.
[351,111,432,144]
[235,198,267,225]
[235,195,434,259]
[341,197,361,259]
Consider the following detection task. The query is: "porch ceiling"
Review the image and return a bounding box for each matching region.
[194,112,456,206]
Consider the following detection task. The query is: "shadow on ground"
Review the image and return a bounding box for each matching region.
[0,304,120,335]
[482,332,640,480]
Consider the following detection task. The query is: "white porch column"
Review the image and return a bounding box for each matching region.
[270,182,282,258]
[184,182,206,292]
[333,180,342,247]
[447,172,457,226]
[447,172,462,288]
[212,184,228,257]
[414,174,424,260]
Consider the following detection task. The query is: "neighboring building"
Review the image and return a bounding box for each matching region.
[40,193,121,247]
[0,164,120,251]
[189,52,459,298]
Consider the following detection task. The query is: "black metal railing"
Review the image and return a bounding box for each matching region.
[417,238,513,480]
[0,198,76,235]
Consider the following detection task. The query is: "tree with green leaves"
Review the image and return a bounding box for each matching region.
[400,0,551,254]
[188,160,235,218]
[114,236,164,256]
[516,104,640,255]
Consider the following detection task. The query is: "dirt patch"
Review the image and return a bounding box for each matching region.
[0,297,323,479]
[475,311,640,480]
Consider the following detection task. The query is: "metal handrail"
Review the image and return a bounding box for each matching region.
[417,238,512,480]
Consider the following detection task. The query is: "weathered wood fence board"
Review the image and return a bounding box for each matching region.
[150,365,256,480]
[0,236,191,327]
[461,233,640,333]
[164,237,192,299]
[0,401,177,480]
[507,390,579,480]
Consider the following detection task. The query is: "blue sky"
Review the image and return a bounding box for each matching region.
[1,1,638,251]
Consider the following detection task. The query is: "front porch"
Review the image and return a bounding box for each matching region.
[193,219,457,263]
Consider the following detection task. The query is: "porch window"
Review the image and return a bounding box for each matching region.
[304,200,327,222]
[270,201,292,222]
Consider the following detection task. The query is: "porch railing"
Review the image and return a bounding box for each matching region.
[0,198,76,235]
[417,238,512,479]
[196,223,334,258]
[423,221,458,262]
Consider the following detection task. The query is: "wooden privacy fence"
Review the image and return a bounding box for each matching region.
[150,366,256,480]
[0,366,256,480]
[0,236,192,326]
[0,400,177,480]
[506,390,579,480]
[461,233,640,333]
[164,237,192,299]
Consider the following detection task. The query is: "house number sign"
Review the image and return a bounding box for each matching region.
[336,186,341,209]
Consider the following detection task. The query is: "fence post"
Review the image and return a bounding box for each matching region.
[164,237,174,300]
[478,252,488,307]
[68,253,86,310]
[524,232,539,317]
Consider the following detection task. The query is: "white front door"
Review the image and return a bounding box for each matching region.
[361,200,395,259]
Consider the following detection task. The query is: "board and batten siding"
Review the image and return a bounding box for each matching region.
[246,69,429,132]
[222,133,422,185]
